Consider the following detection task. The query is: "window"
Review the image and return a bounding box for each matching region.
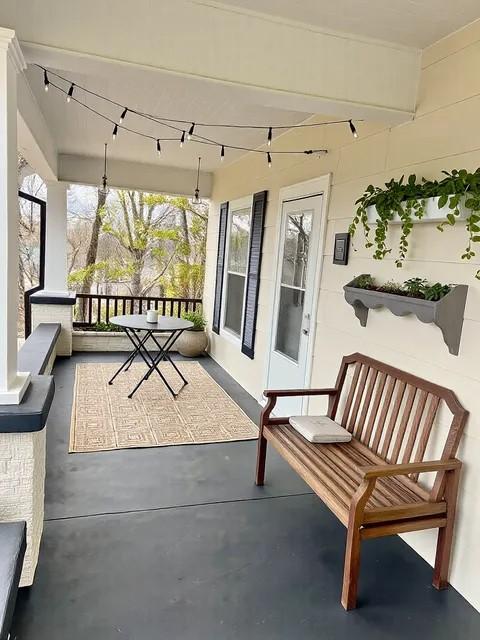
[222,198,252,338]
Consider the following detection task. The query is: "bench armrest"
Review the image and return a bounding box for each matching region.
[263,387,337,398]
[360,458,461,479]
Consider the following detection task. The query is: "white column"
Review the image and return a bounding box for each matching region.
[44,181,68,294]
[0,28,30,404]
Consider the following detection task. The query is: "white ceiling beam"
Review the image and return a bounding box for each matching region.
[58,154,213,198]
[2,0,420,123]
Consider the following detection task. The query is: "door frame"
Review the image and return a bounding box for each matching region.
[262,174,331,409]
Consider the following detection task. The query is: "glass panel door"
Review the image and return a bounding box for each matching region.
[274,211,312,362]
[267,194,323,416]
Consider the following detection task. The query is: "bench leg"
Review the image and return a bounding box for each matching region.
[255,434,267,486]
[341,525,361,610]
[433,467,460,590]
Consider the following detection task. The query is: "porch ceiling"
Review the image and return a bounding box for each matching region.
[5,0,473,191]
[218,0,480,48]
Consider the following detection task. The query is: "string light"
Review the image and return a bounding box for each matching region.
[192,156,202,204]
[99,143,109,197]
[37,66,345,159]
[119,107,128,124]
[349,120,358,139]
[220,145,225,162]
[67,83,74,103]
[267,152,272,168]
[267,127,272,146]
[44,69,49,92]
[156,139,161,156]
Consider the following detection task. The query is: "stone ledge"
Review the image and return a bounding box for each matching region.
[30,291,76,306]
[0,521,26,640]
[0,377,55,433]
[18,323,61,376]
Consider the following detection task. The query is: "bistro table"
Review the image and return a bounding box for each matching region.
[108,314,193,399]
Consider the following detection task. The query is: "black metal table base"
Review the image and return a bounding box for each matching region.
[108,327,188,398]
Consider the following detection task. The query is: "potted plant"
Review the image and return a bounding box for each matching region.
[349,168,480,275]
[176,310,208,357]
[343,274,468,355]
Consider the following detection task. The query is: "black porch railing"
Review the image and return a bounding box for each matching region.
[73,293,202,328]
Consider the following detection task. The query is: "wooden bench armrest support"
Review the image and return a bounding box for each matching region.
[360,459,461,480]
[263,387,338,398]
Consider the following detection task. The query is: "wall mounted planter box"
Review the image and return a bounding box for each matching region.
[343,276,468,355]
[366,196,468,225]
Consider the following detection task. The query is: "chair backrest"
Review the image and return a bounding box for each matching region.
[329,353,468,499]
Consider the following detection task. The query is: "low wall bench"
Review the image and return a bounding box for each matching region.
[0,322,60,638]
[256,353,468,610]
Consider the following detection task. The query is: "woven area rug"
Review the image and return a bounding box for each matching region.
[69,361,258,453]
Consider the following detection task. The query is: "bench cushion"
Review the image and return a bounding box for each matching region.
[0,521,26,640]
[264,424,447,527]
[289,415,352,443]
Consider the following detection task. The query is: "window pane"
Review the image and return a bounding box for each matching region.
[228,208,250,274]
[275,286,305,362]
[280,212,312,289]
[224,273,245,336]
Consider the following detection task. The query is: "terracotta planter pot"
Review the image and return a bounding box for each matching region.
[176,329,208,357]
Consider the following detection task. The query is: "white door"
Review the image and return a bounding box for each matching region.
[267,194,323,415]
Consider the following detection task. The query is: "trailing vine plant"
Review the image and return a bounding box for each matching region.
[349,168,480,277]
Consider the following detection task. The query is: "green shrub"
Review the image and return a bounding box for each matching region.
[182,310,206,331]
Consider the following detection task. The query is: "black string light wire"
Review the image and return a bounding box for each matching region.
[37,65,362,159]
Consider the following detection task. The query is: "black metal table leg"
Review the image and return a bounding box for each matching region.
[149,330,189,385]
[108,329,152,385]
[125,329,177,398]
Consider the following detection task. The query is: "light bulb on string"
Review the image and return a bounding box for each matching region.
[156,139,161,156]
[188,123,195,140]
[112,124,118,140]
[180,131,185,147]
[67,83,74,103]
[119,108,128,124]
[267,152,272,168]
[267,127,272,146]
[349,120,358,139]
[220,145,225,162]
[43,70,49,92]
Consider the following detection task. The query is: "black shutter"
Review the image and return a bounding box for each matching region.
[241,190,268,359]
[212,201,229,334]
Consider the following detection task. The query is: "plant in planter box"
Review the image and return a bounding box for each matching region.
[403,277,427,298]
[344,274,467,355]
[349,168,480,278]
[176,310,208,357]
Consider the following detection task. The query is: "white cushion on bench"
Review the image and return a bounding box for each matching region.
[289,415,352,443]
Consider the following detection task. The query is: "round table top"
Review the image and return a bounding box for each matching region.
[110,314,194,332]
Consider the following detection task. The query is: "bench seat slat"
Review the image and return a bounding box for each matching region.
[264,424,436,525]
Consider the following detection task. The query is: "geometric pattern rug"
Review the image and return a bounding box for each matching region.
[69,361,258,453]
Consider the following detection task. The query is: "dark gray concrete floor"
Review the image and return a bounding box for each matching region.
[12,352,480,639]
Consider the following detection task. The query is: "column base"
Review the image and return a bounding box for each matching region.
[30,291,76,357]
[0,372,31,405]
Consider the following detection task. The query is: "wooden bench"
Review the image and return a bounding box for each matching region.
[255,353,468,610]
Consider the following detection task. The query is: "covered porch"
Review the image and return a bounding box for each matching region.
[10,352,480,639]
[1,1,480,637]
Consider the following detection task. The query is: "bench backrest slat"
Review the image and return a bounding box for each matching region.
[330,353,468,501]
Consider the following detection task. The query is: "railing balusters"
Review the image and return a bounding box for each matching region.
[73,293,202,328]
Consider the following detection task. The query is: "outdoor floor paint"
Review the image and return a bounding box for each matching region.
[11,352,480,639]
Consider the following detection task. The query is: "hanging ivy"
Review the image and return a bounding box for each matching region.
[349,168,480,276]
